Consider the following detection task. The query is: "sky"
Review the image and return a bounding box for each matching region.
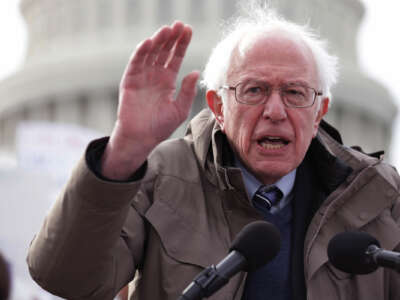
[0,0,400,166]
[0,1,26,81]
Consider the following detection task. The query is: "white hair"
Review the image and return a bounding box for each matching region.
[201,0,338,101]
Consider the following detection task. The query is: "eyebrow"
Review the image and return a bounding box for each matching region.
[238,78,311,86]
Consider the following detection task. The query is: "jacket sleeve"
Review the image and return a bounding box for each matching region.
[27,142,147,300]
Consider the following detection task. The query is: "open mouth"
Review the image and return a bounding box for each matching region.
[258,136,289,150]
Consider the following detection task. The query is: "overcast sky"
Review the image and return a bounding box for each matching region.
[0,0,400,167]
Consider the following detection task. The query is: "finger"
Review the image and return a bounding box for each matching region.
[124,39,153,77]
[175,71,200,118]
[154,21,185,67]
[167,25,193,73]
[144,26,173,66]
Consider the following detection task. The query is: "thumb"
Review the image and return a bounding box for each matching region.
[175,71,200,118]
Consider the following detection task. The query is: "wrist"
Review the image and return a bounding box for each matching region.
[100,126,156,180]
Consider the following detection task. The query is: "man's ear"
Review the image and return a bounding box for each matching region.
[313,97,330,137]
[206,90,225,129]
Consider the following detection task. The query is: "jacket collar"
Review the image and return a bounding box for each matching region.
[185,109,215,170]
[186,109,241,190]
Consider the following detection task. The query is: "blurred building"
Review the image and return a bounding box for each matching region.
[0,0,396,157]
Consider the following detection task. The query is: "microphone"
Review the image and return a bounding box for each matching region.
[327,231,400,274]
[178,220,281,300]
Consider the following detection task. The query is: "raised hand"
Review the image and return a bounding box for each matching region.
[102,21,199,179]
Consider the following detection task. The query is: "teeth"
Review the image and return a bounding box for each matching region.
[258,136,289,150]
[260,141,285,150]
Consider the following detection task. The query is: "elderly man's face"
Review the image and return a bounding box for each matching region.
[207,33,329,184]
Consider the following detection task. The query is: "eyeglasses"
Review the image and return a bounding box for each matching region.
[220,81,323,108]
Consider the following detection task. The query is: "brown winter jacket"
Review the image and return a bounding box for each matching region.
[27,109,400,300]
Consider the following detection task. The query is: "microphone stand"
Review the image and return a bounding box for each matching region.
[177,265,229,300]
[366,245,400,273]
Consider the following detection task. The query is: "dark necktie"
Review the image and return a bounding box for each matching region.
[253,185,283,211]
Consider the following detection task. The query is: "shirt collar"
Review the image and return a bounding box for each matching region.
[234,156,296,200]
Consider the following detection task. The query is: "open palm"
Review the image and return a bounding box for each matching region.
[102,22,199,179]
[118,22,198,146]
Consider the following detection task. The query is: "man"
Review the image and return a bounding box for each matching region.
[27,3,400,300]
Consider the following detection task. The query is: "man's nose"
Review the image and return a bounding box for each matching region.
[262,90,287,121]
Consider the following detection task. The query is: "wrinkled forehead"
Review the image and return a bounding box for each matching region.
[227,30,318,84]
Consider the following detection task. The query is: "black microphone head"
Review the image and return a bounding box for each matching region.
[327,231,381,274]
[229,221,281,272]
